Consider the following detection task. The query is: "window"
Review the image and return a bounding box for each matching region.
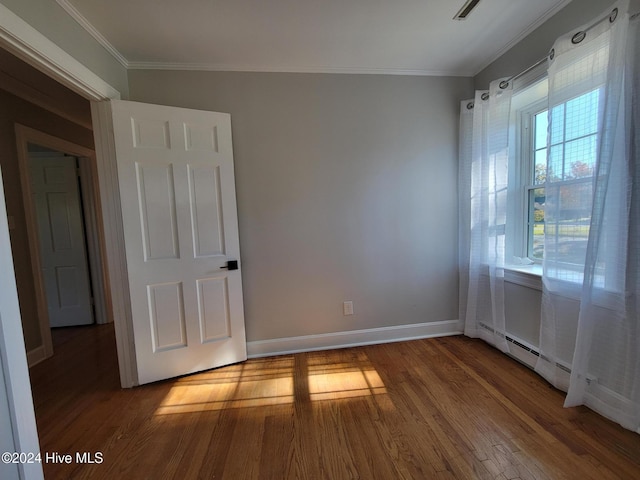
[511,80,600,279]
[541,90,599,273]
[527,108,548,261]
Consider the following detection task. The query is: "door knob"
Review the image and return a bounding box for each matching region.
[220,260,239,271]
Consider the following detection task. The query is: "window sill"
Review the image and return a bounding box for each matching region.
[504,264,542,291]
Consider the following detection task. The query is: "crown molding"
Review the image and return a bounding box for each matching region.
[56,0,129,68]
[54,0,474,77]
[55,0,570,78]
[0,3,120,100]
[127,61,475,77]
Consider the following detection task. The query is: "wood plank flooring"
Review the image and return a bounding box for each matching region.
[29,324,640,479]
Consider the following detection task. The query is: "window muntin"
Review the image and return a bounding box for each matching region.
[507,76,602,285]
[523,89,599,272]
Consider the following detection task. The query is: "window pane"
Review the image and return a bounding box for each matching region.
[550,103,565,145]
[565,89,599,140]
[528,188,545,260]
[534,148,547,184]
[548,145,563,182]
[564,135,596,179]
[534,110,548,149]
[545,182,592,266]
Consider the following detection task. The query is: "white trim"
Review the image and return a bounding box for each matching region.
[0,3,120,101]
[78,157,108,325]
[0,165,44,480]
[55,0,129,69]
[90,101,138,388]
[126,61,474,77]
[26,345,47,368]
[247,320,462,358]
[504,266,543,291]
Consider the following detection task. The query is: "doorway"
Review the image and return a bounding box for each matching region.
[28,144,94,328]
[15,125,110,366]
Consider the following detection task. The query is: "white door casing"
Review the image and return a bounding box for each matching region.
[29,154,94,328]
[110,100,247,385]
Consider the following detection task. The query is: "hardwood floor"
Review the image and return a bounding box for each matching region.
[29,324,640,479]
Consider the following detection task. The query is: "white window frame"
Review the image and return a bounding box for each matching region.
[509,78,612,295]
[507,77,548,269]
[522,100,548,264]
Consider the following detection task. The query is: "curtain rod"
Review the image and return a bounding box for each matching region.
[500,5,625,88]
[468,5,635,108]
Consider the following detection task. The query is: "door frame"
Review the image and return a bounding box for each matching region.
[15,125,109,365]
[90,101,138,387]
[0,0,137,392]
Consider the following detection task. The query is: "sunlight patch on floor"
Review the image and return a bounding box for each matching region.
[153,352,388,414]
[308,368,386,401]
[154,357,295,415]
[306,356,387,402]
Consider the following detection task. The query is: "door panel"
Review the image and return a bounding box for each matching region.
[188,165,225,258]
[136,163,179,260]
[30,154,94,327]
[111,100,246,385]
[148,282,187,351]
[196,277,231,342]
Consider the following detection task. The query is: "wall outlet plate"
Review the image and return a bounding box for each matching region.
[343,301,354,316]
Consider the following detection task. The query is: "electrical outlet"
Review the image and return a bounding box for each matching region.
[343,301,354,316]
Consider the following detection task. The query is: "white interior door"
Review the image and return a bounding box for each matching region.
[29,153,94,328]
[111,100,247,385]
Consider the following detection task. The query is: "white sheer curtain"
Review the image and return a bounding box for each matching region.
[459,79,513,352]
[537,0,640,431]
[458,100,473,330]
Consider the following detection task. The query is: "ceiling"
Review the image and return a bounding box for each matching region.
[59,0,572,77]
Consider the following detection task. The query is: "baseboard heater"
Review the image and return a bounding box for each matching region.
[478,322,572,374]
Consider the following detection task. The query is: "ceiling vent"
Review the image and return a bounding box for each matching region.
[454,0,481,20]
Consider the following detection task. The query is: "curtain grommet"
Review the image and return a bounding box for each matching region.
[499,80,510,90]
[481,92,490,101]
[609,8,618,23]
[549,49,555,61]
[466,102,474,110]
[572,31,586,44]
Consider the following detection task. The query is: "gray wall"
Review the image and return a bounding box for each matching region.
[129,71,473,342]
[0,0,129,96]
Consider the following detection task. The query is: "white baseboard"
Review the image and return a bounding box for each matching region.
[26,345,48,368]
[247,319,462,358]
